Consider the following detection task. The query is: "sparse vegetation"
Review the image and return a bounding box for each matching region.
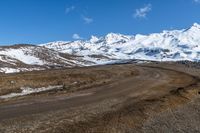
[0,64,138,96]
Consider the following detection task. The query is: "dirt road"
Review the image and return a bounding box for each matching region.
[0,64,199,132]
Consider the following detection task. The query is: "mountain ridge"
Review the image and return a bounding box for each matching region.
[42,23,200,62]
[0,23,200,73]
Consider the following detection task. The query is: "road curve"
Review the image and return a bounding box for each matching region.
[0,65,197,122]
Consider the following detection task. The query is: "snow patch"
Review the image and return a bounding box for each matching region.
[0,48,44,65]
[0,85,63,99]
[0,67,45,73]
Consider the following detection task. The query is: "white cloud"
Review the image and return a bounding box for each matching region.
[72,34,83,39]
[134,4,152,18]
[82,16,93,24]
[65,6,75,14]
[194,0,200,3]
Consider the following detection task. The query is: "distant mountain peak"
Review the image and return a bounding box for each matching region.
[90,35,99,43]
[192,23,200,29]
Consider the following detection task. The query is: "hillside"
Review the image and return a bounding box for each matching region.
[1,23,200,73]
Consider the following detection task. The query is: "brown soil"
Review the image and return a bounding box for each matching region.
[0,63,200,133]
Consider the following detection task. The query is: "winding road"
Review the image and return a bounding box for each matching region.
[0,64,198,132]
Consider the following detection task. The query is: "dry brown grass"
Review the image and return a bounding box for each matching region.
[0,64,138,96]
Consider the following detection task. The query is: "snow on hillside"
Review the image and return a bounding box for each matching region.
[42,23,200,63]
[1,23,200,73]
[0,45,87,73]
[0,47,44,65]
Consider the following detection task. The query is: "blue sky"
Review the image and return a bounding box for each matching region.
[0,0,200,45]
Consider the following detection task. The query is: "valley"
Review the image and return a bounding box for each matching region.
[0,22,200,133]
[1,1,200,132]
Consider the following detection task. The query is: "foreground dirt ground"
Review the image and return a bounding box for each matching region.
[0,62,200,133]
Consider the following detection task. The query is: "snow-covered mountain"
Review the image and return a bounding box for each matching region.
[42,23,200,63]
[0,44,89,73]
[1,23,200,73]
